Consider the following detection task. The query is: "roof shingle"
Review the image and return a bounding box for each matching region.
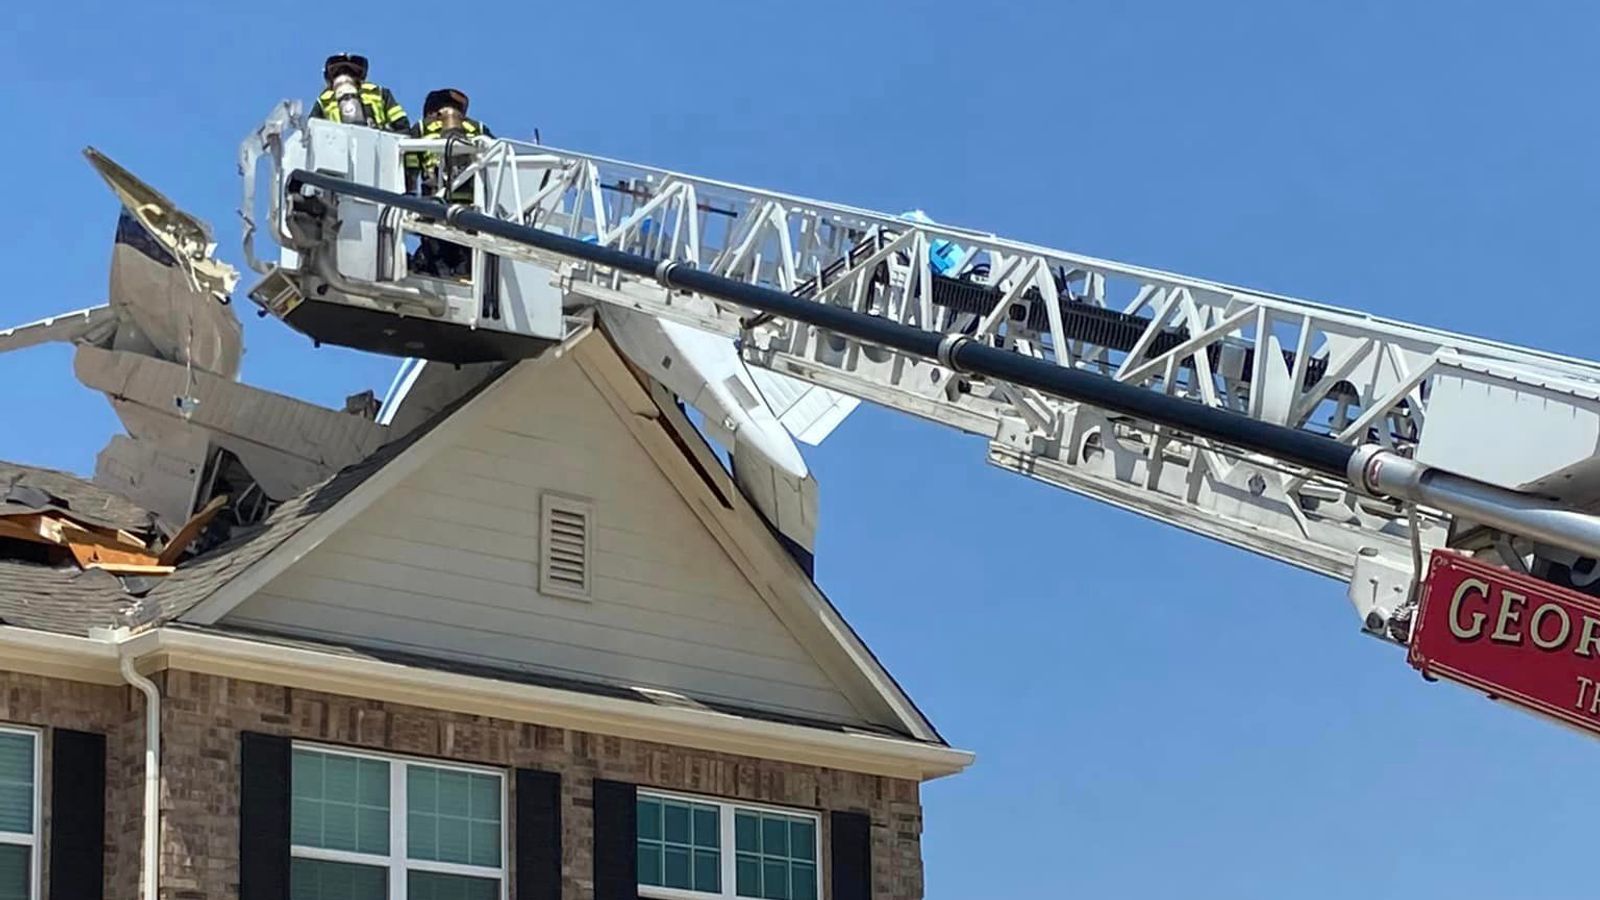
[0,459,156,533]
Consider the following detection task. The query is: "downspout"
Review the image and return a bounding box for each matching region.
[93,627,160,900]
[121,654,161,900]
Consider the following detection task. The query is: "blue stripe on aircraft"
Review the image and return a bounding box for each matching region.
[114,209,177,268]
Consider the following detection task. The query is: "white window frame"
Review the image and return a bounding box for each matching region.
[637,788,824,900]
[0,724,40,900]
[289,741,509,900]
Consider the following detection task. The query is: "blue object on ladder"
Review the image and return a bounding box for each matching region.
[899,209,966,276]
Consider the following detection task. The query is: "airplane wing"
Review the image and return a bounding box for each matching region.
[600,305,810,479]
[746,367,861,446]
[0,305,116,356]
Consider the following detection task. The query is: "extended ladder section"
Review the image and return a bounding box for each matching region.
[239,105,1600,643]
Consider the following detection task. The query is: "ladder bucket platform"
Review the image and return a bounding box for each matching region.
[248,264,562,364]
[242,116,571,364]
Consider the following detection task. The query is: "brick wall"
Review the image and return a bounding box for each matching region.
[161,670,926,900]
[0,671,143,900]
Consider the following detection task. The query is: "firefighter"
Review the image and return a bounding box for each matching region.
[406,88,495,278]
[309,53,410,133]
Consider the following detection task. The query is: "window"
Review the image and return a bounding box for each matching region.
[0,727,38,900]
[638,791,819,900]
[290,744,505,900]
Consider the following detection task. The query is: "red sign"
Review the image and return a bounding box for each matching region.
[1411,550,1600,736]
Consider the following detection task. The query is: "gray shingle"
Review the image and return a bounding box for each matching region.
[0,462,155,633]
[0,460,156,533]
[0,559,131,633]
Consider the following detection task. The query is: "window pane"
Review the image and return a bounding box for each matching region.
[791,862,816,900]
[437,770,470,816]
[409,811,437,860]
[637,798,661,841]
[358,760,389,807]
[735,812,759,853]
[0,732,33,835]
[323,803,357,849]
[437,823,470,865]
[0,844,28,900]
[663,802,690,844]
[290,857,386,900]
[736,853,760,896]
[762,859,789,900]
[663,845,691,889]
[693,806,719,848]
[638,841,663,886]
[694,848,720,892]
[292,750,389,855]
[789,821,815,862]
[358,808,386,852]
[468,821,500,868]
[469,774,500,821]
[407,765,501,867]
[325,755,360,804]
[292,750,323,799]
[407,870,499,900]
[410,768,438,813]
[761,816,788,856]
[291,802,319,847]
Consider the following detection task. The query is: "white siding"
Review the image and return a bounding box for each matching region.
[225,357,866,724]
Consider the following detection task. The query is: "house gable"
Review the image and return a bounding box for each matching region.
[217,334,894,730]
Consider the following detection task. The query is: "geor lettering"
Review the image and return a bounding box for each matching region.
[1446,576,1600,659]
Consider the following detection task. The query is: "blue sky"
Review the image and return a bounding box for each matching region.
[3,1,1599,897]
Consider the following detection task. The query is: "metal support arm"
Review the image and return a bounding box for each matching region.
[285,168,1600,565]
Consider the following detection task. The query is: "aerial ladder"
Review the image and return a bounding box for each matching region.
[237,101,1600,735]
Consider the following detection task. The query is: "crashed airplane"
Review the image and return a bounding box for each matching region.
[0,143,860,576]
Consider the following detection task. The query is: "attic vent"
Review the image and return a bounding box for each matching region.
[539,493,593,600]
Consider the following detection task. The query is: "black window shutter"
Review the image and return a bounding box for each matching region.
[48,728,105,900]
[591,778,637,900]
[515,768,561,900]
[830,810,873,900]
[239,731,291,900]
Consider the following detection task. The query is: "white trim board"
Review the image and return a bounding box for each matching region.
[0,625,971,782]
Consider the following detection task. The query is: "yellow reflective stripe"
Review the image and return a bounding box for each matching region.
[421,120,480,137]
[317,86,396,124]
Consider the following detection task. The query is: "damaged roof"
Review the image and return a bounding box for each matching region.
[0,364,510,635]
[0,456,380,634]
[0,336,945,747]
[0,441,925,740]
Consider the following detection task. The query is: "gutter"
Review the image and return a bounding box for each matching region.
[157,626,976,781]
[0,625,974,782]
[88,626,162,900]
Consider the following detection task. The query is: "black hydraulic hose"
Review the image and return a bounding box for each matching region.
[287,168,1358,479]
